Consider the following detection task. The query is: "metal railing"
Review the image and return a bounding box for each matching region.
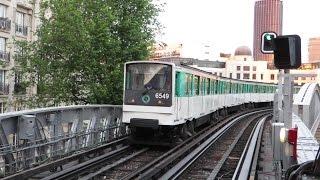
[0,51,10,63]
[15,24,27,36]
[0,105,126,177]
[0,83,9,95]
[0,18,11,32]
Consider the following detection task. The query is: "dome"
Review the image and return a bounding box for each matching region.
[234,46,252,56]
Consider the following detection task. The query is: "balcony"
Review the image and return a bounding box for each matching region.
[15,24,28,36]
[0,18,11,32]
[0,51,10,63]
[0,83,9,95]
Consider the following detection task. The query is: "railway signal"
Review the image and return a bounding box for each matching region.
[261,32,301,69]
[261,32,277,53]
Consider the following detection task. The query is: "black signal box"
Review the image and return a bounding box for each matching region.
[273,35,301,69]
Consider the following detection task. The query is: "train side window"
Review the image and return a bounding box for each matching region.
[184,74,189,95]
[222,81,226,94]
[189,75,193,95]
[176,73,180,96]
[199,78,202,95]
[194,76,199,95]
[219,81,223,94]
[235,83,238,93]
[202,78,205,95]
[210,79,213,94]
[206,78,210,94]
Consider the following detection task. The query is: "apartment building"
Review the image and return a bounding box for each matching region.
[0,0,39,112]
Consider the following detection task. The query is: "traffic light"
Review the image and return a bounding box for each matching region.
[273,35,301,69]
[261,32,277,53]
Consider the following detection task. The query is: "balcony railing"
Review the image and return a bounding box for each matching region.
[15,24,28,36]
[0,18,11,32]
[0,51,10,63]
[0,83,9,95]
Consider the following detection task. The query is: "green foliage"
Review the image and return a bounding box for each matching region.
[14,0,163,107]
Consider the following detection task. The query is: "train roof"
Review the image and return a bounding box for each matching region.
[125,60,301,87]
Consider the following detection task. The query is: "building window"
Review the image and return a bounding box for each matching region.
[244,57,247,61]
[243,73,250,79]
[294,77,298,80]
[229,73,232,78]
[261,74,263,80]
[0,5,6,18]
[0,37,9,62]
[219,73,222,76]
[0,70,7,95]
[271,74,275,80]
[252,74,256,80]
[301,77,306,80]
[253,66,256,71]
[237,66,241,71]
[237,73,240,79]
[16,11,27,36]
[243,66,250,71]
[0,5,10,32]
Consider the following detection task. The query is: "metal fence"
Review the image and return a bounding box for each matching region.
[0,105,127,177]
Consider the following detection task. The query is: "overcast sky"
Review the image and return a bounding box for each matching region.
[156,0,320,61]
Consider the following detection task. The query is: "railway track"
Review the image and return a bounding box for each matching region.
[41,146,170,180]
[6,108,271,180]
[160,110,271,180]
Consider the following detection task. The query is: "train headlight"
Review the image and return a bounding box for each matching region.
[130,99,135,103]
[158,100,162,104]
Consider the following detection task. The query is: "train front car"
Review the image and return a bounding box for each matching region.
[122,61,176,145]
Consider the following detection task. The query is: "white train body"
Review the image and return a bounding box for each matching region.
[122,61,300,144]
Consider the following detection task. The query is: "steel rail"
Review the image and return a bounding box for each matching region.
[120,109,270,180]
[233,115,270,180]
[41,145,135,180]
[160,110,271,180]
[2,137,128,180]
[78,148,150,180]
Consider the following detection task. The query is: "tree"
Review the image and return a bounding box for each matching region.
[14,0,163,107]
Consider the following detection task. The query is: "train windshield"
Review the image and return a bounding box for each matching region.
[126,63,172,91]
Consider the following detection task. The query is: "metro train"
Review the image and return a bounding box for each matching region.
[122,61,300,145]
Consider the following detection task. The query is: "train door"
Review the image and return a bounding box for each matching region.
[175,72,180,121]
[201,77,206,114]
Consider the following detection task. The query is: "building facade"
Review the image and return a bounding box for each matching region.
[0,0,39,112]
[308,37,320,63]
[154,46,320,86]
[253,0,283,67]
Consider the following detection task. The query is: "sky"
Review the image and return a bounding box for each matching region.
[156,0,320,61]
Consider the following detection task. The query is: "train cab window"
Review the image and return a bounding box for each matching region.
[125,63,172,91]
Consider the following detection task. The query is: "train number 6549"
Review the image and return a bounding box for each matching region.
[155,93,170,99]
